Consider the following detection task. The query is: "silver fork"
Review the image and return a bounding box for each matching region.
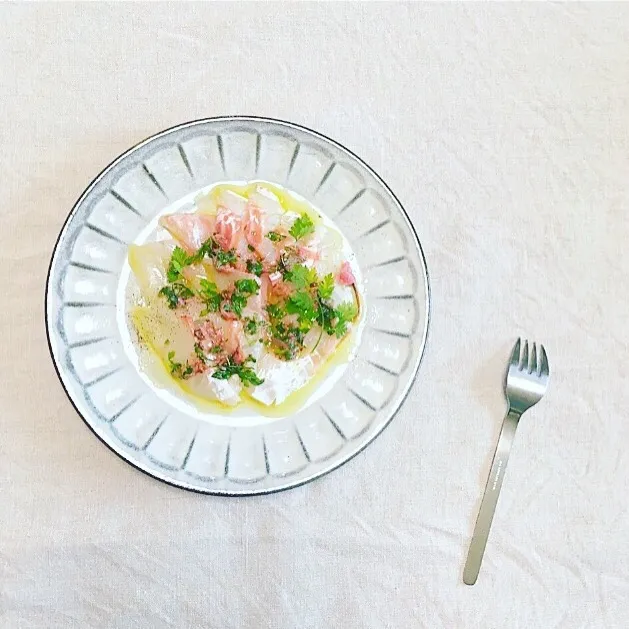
[463,338,550,585]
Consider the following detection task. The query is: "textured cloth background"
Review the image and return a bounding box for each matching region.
[1,3,629,628]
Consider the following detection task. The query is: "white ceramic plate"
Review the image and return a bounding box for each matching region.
[46,117,430,495]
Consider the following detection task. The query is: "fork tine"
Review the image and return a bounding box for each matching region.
[510,338,521,368]
[521,340,529,370]
[530,343,537,374]
[540,344,549,377]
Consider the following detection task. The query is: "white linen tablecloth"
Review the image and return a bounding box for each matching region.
[2,3,628,628]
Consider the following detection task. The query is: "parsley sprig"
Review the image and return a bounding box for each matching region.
[166,247,189,282]
[317,273,335,300]
[289,214,315,240]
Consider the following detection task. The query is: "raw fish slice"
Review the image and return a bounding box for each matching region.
[132,301,195,365]
[256,238,279,266]
[249,352,315,405]
[184,372,242,406]
[213,188,248,215]
[329,284,355,309]
[311,333,342,367]
[310,225,344,277]
[243,201,263,247]
[211,268,258,292]
[128,242,173,296]
[159,213,216,252]
[214,209,242,251]
[248,189,284,232]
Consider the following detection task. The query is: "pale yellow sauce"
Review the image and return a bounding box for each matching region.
[134,313,357,418]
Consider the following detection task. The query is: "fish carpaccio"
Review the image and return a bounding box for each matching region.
[128,182,361,408]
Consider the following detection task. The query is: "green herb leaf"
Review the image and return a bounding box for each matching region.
[244,317,259,335]
[234,278,259,296]
[317,273,335,300]
[158,282,194,309]
[166,247,190,282]
[227,279,260,317]
[267,231,284,242]
[198,279,221,314]
[319,300,337,336]
[214,248,237,268]
[212,359,264,387]
[289,214,315,240]
[264,302,307,360]
[286,291,318,329]
[167,350,194,379]
[332,301,358,338]
[229,293,247,317]
[286,264,317,289]
[336,301,358,322]
[194,342,208,364]
[266,303,284,320]
[187,238,216,265]
[246,259,263,276]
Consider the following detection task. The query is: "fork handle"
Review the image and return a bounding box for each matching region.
[463,409,520,585]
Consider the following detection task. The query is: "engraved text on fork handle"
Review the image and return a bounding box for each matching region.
[463,409,521,585]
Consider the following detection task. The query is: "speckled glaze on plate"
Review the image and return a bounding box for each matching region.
[45,117,430,495]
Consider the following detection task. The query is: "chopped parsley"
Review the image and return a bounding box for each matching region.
[228,278,260,317]
[234,278,259,295]
[198,279,221,315]
[187,237,216,265]
[212,357,264,387]
[267,231,284,242]
[161,241,223,311]
[265,302,306,360]
[214,248,237,268]
[336,302,358,322]
[158,282,194,309]
[266,303,283,320]
[289,214,315,240]
[167,351,193,379]
[194,342,208,364]
[244,317,260,335]
[246,259,263,276]
[188,237,234,268]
